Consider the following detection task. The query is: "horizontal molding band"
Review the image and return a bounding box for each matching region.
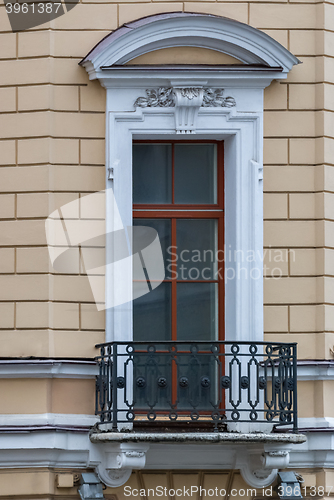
[0,414,332,433]
[0,358,332,381]
[0,413,98,431]
[0,359,98,379]
[298,417,334,431]
[0,425,331,470]
[296,360,334,381]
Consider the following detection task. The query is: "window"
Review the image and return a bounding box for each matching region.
[132,141,224,344]
[81,11,299,350]
[81,8,300,443]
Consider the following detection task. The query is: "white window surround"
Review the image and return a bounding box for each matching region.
[80,13,299,345]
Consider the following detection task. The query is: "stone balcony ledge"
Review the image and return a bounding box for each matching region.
[90,430,307,444]
[89,430,306,488]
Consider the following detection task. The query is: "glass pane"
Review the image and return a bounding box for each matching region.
[133,144,172,204]
[133,282,171,342]
[177,283,218,341]
[174,144,217,204]
[176,219,218,280]
[133,219,171,274]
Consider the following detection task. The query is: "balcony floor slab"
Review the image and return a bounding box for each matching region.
[90,431,306,444]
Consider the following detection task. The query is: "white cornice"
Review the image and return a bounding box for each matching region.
[80,13,299,80]
[0,415,330,479]
[298,417,334,430]
[0,359,98,379]
[297,361,334,381]
[0,427,331,474]
[0,413,98,430]
[0,359,331,381]
[95,67,286,90]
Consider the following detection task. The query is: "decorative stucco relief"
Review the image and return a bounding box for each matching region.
[134,87,236,133]
[134,87,236,108]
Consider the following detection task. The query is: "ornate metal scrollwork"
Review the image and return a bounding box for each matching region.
[136,376,146,388]
[117,376,125,389]
[241,376,250,389]
[95,340,298,432]
[201,376,211,388]
[179,376,189,388]
[258,376,266,389]
[221,376,231,388]
[157,377,167,388]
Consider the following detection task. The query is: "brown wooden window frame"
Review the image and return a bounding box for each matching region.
[133,139,225,343]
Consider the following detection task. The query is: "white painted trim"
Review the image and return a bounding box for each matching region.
[0,413,98,428]
[289,432,334,469]
[97,68,285,436]
[297,361,334,381]
[96,67,287,89]
[0,429,332,473]
[80,13,299,79]
[298,417,334,430]
[104,98,266,350]
[0,414,331,433]
[0,359,329,381]
[0,360,98,379]
[0,431,92,469]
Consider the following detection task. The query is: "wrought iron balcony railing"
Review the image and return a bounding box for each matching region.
[95,341,298,433]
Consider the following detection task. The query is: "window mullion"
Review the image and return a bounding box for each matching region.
[172,142,175,205]
[171,217,177,342]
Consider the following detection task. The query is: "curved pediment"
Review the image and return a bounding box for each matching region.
[80,12,299,78]
[125,47,243,65]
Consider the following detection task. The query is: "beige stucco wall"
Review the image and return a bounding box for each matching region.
[0,469,260,498]
[0,376,333,419]
[0,0,333,435]
[0,468,331,499]
[0,378,95,414]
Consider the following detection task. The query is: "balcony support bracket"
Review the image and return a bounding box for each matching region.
[91,442,150,488]
[240,448,290,488]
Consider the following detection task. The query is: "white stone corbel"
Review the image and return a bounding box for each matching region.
[97,467,132,488]
[261,450,290,469]
[173,87,204,134]
[240,448,290,488]
[93,443,149,488]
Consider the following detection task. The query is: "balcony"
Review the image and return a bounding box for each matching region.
[95,340,298,433]
[91,341,306,488]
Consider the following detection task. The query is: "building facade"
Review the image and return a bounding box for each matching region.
[0,0,333,498]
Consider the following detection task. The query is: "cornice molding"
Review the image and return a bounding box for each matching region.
[95,67,286,92]
[0,426,332,485]
[80,13,300,81]
[0,359,98,379]
[0,415,331,435]
[297,361,334,381]
[0,359,330,381]
[0,413,98,430]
